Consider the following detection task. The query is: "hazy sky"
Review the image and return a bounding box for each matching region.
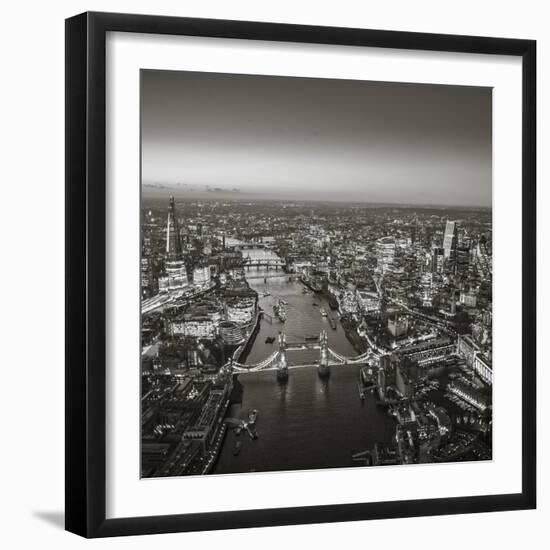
[141,70,492,207]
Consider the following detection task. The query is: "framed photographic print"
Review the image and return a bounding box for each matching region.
[65,12,536,538]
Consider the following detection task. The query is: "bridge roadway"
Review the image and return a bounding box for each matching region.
[227,242,269,250]
[230,340,377,374]
[237,361,369,372]
[245,273,298,280]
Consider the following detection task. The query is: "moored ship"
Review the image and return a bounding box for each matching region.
[273,299,287,322]
[360,366,378,391]
[301,276,322,293]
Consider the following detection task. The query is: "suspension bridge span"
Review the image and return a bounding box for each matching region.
[226,330,379,380]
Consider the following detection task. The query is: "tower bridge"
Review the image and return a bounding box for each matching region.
[227,330,378,380]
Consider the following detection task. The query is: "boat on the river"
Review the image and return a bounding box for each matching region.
[305,334,318,341]
[265,336,275,344]
[273,301,287,322]
[232,441,242,456]
[360,366,378,388]
[248,409,258,425]
[312,301,319,307]
[329,317,337,329]
[320,307,328,317]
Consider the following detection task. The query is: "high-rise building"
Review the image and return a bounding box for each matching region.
[159,196,188,293]
[376,236,396,273]
[443,220,458,263]
[166,196,183,259]
[431,247,445,273]
[456,245,470,273]
[420,272,433,307]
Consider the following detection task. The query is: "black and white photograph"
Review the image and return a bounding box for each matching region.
[140,70,493,477]
[0,1,542,545]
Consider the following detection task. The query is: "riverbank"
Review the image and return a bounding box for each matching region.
[230,308,262,366]
[340,315,370,355]
[237,312,262,364]
[229,375,244,404]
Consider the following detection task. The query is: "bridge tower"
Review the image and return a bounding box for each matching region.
[275,332,289,382]
[318,330,330,378]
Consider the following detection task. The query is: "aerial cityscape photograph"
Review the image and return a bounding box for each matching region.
[140,70,493,477]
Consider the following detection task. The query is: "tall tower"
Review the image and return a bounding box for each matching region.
[166,196,184,260]
[443,220,458,271]
[159,196,188,292]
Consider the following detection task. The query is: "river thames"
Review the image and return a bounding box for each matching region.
[214,248,397,475]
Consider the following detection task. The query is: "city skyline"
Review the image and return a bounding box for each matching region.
[141,70,492,207]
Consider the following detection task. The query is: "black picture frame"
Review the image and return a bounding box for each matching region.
[65,11,536,538]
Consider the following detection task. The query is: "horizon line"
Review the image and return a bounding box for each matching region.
[142,193,491,210]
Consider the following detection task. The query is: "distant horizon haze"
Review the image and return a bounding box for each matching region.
[142,186,491,210]
[142,70,492,208]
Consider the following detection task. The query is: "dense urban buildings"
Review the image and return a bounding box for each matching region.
[140,195,493,476]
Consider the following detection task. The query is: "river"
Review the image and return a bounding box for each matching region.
[213,247,396,474]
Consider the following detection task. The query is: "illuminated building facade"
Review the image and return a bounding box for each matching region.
[356,290,381,313]
[376,236,396,273]
[170,318,216,339]
[193,265,211,286]
[225,298,256,324]
[219,321,244,345]
[443,220,457,261]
